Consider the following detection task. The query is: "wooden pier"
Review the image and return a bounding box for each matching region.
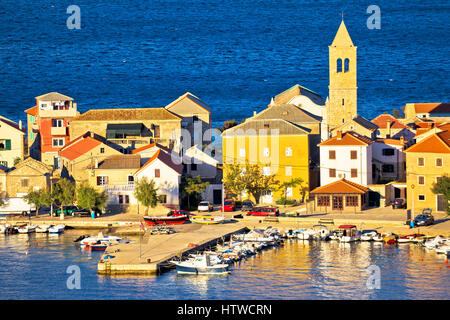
[97,222,248,275]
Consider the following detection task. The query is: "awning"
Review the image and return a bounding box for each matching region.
[106,123,143,139]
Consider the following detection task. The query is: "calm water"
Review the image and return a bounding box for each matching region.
[0,230,448,300]
[0,0,449,129]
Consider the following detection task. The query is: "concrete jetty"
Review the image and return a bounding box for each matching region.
[97,222,248,275]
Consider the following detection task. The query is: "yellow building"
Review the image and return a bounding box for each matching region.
[404,130,450,213]
[0,116,26,168]
[222,119,311,204]
[326,19,358,131]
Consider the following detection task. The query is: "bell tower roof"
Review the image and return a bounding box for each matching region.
[331,20,354,47]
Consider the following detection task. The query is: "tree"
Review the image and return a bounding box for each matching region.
[133,177,159,215]
[184,175,209,210]
[13,157,21,166]
[431,176,450,214]
[223,163,246,200]
[76,182,108,213]
[277,178,304,201]
[24,188,51,217]
[51,178,76,218]
[392,109,401,118]
[216,119,239,133]
[240,162,278,204]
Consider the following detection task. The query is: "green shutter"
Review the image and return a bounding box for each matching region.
[5,140,11,150]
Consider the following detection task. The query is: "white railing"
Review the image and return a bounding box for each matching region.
[103,184,135,192]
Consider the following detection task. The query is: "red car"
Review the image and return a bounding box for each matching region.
[247,207,280,217]
[221,199,235,212]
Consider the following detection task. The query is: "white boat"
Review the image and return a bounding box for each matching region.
[311,225,331,240]
[424,235,447,250]
[190,215,225,224]
[0,224,11,233]
[48,224,65,234]
[17,224,37,234]
[297,229,315,240]
[232,229,275,243]
[338,225,361,243]
[36,224,52,233]
[329,229,344,240]
[80,232,122,247]
[435,245,450,255]
[361,230,378,241]
[171,254,231,274]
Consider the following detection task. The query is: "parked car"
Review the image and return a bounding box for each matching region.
[197,201,214,212]
[234,201,242,210]
[53,205,78,217]
[221,199,235,212]
[391,198,406,209]
[72,208,102,217]
[241,200,255,211]
[247,207,280,217]
[414,213,434,226]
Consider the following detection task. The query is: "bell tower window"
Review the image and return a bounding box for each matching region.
[336,59,342,73]
[344,58,350,72]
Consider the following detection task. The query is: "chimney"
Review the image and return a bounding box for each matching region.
[337,130,342,140]
[386,120,392,138]
[73,102,77,110]
[400,136,404,144]
[253,111,257,117]
[18,120,22,130]
[95,158,98,169]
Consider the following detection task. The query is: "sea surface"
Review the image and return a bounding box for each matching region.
[0,0,449,130]
[0,230,448,300]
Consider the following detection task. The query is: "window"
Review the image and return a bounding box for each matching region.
[100,148,105,154]
[418,195,425,201]
[417,157,424,167]
[0,161,7,167]
[351,168,358,178]
[127,175,134,185]
[0,139,11,151]
[418,176,425,185]
[181,121,188,128]
[329,150,336,160]
[344,58,350,72]
[159,194,167,204]
[436,158,443,167]
[286,187,293,197]
[264,123,269,128]
[285,166,292,176]
[239,148,245,157]
[382,164,394,173]
[97,176,108,186]
[317,196,330,206]
[285,147,292,157]
[193,115,199,122]
[262,167,270,176]
[52,138,65,147]
[346,196,358,207]
[119,194,130,204]
[263,147,270,157]
[190,163,197,171]
[154,125,160,138]
[21,179,29,187]
[382,148,395,156]
[155,169,161,178]
[336,58,342,73]
[342,99,345,106]
[350,150,357,160]
[52,119,63,127]
[329,168,336,178]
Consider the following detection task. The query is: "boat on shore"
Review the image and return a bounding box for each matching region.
[190,215,225,224]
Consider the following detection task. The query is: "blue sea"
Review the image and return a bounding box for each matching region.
[0,0,449,130]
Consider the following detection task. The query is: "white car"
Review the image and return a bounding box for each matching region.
[197,201,214,212]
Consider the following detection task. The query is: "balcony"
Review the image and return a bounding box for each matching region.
[39,108,77,118]
[104,184,135,192]
[51,126,67,136]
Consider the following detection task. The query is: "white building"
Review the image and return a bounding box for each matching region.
[318,131,373,186]
[372,137,408,183]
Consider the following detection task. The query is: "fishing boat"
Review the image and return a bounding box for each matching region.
[329,229,344,241]
[424,236,447,250]
[398,233,425,243]
[338,225,361,243]
[232,229,275,243]
[170,254,231,274]
[143,210,189,226]
[80,232,122,247]
[360,230,378,241]
[382,233,398,244]
[48,224,65,234]
[36,224,52,233]
[311,225,331,240]
[297,229,315,240]
[190,215,225,224]
[17,224,37,234]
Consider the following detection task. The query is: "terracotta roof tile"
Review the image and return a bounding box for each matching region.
[71,108,181,121]
[405,130,450,154]
[318,131,373,146]
[93,154,141,170]
[310,179,369,194]
[371,114,407,129]
[35,92,73,101]
[59,134,102,161]
[135,149,182,175]
[25,106,38,116]
[414,103,450,114]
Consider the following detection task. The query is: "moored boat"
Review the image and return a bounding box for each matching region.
[398,233,425,243]
[143,210,189,226]
[190,215,225,224]
[170,254,231,274]
[17,224,37,234]
[48,224,65,234]
[361,230,378,241]
[338,225,361,243]
[382,233,398,244]
[80,231,122,247]
[36,224,52,233]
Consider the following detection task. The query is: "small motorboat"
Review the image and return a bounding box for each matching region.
[398,233,425,243]
[17,224,37,234]
[36,225,52,233]
[435,244,450,255]
[87,241,108,251]
[424,235,447,250]
[383,233,398,245]
[80,231,122,247]
[190,215,225,224]
[338,225,361,243]
[48,224,65,234]
[329,229,344,241]
[361,230,378,241]
[143,210,189,226]
[373,233,383,242]
[232,229,275,243]
[0,224,11,233]
[170,254,231,274]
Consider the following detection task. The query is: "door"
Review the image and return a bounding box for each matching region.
[213,189,222,205]
[437,194,447,212]
[332,196,343,211]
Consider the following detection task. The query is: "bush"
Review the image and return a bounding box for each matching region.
[276,198,296,206]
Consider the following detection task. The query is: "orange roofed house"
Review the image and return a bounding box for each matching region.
[404,130,450,213]
[25,92,79,167]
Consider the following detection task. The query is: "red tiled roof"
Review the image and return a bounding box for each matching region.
[375,138,407,146]
[405,130,450,154]
[414,103,450,114]
[132,142,170,154]
[318,131,373,146]
[371,114,407,129]
[59,135,102,160]
[310,179,369,194]
[135,149,182,175]
[25,106,38,116]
